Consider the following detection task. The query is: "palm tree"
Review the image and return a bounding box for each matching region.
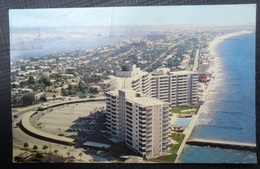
[67,151,70,159]
[54,149,58,156]
[23,143,29,157]
[53,94,56,101]
[33,145,38,152]
[78,152,83,161]
[177,108,181,117]
[23,143,29,150]
[43,145,48,154]
[13,115,18,122]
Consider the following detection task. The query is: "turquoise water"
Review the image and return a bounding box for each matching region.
[179,33,257,163]
[174,118,190,127]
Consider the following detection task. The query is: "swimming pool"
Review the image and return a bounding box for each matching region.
[174,118,191,127]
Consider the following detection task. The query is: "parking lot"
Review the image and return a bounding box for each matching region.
[32,101,139,162]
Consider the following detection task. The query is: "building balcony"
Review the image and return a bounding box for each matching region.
[139,125,146,131]
[163,113,170,119]
[159,86,169,90]
[139,139,146,144]
[146,127,152,131]
[146,140,152,145]
[139,147,146,154]
[142,85,150,90]
[146,135,152,141]
[162,143,168,149]
[163,119,169,124]
[139,130,146,135]
[178,95,188,98]
[146,115,152,120]
[106,124,111,128]
[139,112,146,117]
[146,145,152,151]
[146,120,152,125]
[139,116,146,122]
[163,129,170,134]
[139,122,146,127]
[178,81,188,84]
[139,132,146,137]
[146,131,152,136]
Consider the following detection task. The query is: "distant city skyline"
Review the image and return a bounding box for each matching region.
[9,5,256,28]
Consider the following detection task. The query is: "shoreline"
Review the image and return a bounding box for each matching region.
[207,30,253,75]
[175,30,253,163]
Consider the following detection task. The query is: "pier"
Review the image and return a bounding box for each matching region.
[186,139,256,152]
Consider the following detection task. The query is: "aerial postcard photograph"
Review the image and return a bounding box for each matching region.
[10,5,257,163]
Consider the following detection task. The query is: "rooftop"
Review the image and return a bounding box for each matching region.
[121,88,168,107]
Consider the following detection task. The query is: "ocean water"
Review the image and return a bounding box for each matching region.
[179,145,257,163]
[179,33,257,163]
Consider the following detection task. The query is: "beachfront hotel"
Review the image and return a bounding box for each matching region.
[106,89,171,158]
[105,64,198,158]
[109,64,198,107]
[150,68,198,107]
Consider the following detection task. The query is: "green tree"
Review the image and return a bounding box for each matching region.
[13,114,18,122]
[78,152,83,161]
[33,145,38,152]
[23,143,29,150]
[54,149,58,156]
[53,94,56,100]
[41,77,52,86]
[42,145,48,154]
[27,76,35,84]
[23,143,29,157]
[61,88,68,96]
[21,93,35,105]
[12,83,18,88]
[40,96,47,102]
[89,87,99,94]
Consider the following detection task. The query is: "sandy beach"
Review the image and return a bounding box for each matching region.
[175,30,254,163]
[207,31,253,75]
[201,30,254,99]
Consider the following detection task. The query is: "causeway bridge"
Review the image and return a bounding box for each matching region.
[186,138,256,152]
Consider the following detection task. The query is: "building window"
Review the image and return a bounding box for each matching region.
[126,101,132,107]
[126,135,133,141]
[126,140,133,146]
[139,107,146,111]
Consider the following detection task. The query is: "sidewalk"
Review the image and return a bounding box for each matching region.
[174,104,204,163]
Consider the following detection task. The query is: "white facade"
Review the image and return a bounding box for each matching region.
[106,89,171,158]
[150,68,198,107]
[106,64,198,158]
[109,65,198,107]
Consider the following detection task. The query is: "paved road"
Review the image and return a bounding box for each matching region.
[12,97,106,162]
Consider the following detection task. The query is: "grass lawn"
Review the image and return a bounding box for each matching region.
[156,133,185,162]
[171,101,203,115]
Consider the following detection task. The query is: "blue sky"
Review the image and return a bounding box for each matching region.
[9,4,256,28]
